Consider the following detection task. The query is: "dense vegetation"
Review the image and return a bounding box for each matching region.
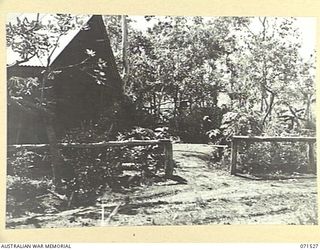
[6,15,316,216]
[105,15,316,175]
[105,16,315,138]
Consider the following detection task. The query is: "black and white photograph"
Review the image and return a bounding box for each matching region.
[6,13,317,229]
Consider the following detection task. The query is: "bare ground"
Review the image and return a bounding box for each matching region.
[6,144,318,228]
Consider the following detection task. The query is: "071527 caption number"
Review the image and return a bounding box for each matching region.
[300,244,319,248]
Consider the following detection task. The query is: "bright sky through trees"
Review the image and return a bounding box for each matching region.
[130,16,317,58]
[7,14,316,62]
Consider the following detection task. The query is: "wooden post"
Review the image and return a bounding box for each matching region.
[162,140,174,176]
[230,138,238,175]
[308,142,316,173]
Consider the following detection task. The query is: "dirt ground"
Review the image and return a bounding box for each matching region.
[7,144,318,228]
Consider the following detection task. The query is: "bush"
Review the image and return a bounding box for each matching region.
[6,175,52,217]
[237,141,311,175]
[169,106,223,143]
[221,110,263,138]
[208,109,316,175]
[62,126,171,202]
[7,149,53,178]
[116,126,169,174]
[7,126,172,206]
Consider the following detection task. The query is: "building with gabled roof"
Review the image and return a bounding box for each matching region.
[7,14,123,144]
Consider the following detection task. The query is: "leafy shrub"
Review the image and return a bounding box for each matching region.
[206,110,263,147]
[68,127,172,201]
[116,126,169,175]
[220,110,263,138]
[7,149,52,178]
[60,127,170,203]
[6,175,52,217]
[237,141,311,175]
[8,126,172,205]
[169,107,223,143]
[207,108,316,175]
[8,77,40,98]
[7,176,49,202]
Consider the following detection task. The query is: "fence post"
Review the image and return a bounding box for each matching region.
[162,140,174,176]
[308,142,316,173]
[230,138,238,175]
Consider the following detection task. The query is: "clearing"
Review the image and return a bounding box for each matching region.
[7,143,318,228]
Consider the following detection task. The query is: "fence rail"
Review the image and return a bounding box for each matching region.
[232,136,316,143]
[230,136,316,175]
[7,139,174,176]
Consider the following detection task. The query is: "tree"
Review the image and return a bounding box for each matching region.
[221,17,315,134]
[104,15,315,139]
[121,16,249,139]
[121,15,130,90]
[7,14,123,183]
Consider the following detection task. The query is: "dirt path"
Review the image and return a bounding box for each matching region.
[7,144,318,228]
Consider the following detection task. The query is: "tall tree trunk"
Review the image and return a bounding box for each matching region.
[305,94,311,122]
[262,89,275,126]
[40,67,64,185]
[121,15,130,91]
[44,118,60,183]
[260,17,268,113]
[15,112,22,144]
[156,86,165,119]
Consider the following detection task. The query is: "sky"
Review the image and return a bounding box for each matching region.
[295,17,317,57]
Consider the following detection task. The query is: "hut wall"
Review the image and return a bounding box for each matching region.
[7,15,122,144]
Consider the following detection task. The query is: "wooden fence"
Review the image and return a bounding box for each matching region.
[7,139,174,176]
[230,136,317,175]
